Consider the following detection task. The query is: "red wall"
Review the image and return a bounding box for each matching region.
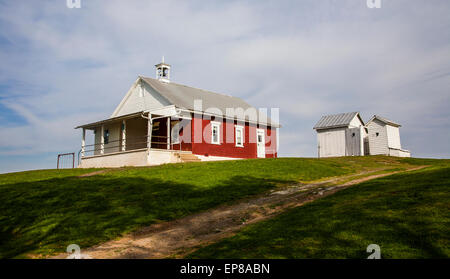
[189,114,277,159]
[265,126,278,158]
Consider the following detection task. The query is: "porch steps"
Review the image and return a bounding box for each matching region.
[178,153,201,163]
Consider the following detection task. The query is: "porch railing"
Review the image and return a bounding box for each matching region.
[78,135,188,165]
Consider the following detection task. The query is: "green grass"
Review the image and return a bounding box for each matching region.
[187,161,450,259]
[0,157,436,258]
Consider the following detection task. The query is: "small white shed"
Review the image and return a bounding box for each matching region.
[313,112,366,158]
[365,115,411,157]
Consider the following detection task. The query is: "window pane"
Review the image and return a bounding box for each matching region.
[104,129,109,144]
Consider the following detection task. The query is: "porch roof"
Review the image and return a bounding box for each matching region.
[75,111,143,129]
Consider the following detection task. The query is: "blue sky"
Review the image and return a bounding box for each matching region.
[0,0,449,173]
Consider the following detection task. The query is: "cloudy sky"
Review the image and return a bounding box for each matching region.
[0,0,449,173]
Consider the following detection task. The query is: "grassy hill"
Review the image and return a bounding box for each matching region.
[0,156,447,258]
[188,160,450,259]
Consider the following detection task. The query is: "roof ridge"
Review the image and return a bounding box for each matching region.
[141,76,240,100]
[372,115,401,126]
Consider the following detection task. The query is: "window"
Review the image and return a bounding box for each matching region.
[211,122,221,145]
[235,125,244,147]
[376,132,379,137]
[104,129,109,144]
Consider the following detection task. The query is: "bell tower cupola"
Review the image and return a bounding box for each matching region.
[155,56,171,83]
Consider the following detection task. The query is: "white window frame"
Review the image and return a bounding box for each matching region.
[211,121,221,145]
[235,125,244,147]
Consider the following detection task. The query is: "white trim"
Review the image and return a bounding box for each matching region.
[211,121,221,145]
[100,125,105,155]
[235,125,244,147]
[110,78,141,118]
[167,117,170,150]
[148,105,178,117]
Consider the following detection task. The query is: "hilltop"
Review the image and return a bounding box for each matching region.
[0,156,448,258]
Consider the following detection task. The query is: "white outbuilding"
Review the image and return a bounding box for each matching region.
[313,112,366,158]
[365,115,410,157]
[313,112,411,158]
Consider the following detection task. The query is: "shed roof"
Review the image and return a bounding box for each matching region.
[366,115,401,127]
[313,112,362,130]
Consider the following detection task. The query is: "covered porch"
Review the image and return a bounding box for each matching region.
[76,106,193,168]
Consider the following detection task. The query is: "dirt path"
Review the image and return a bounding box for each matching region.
[77,169,114,177]
[54,166,426,259]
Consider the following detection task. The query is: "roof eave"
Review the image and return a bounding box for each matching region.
[314,124,348,130]
[74,111,144,129]
[366,115,401,127]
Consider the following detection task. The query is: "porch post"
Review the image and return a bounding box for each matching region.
[167,117,170,150]
[121,120,126,152]
[100,125,104,155]
[81,128,86,157]
[147,114,152,150]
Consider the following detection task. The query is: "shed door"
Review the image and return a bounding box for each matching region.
[345,128,361,156]
[257,129,266,158]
